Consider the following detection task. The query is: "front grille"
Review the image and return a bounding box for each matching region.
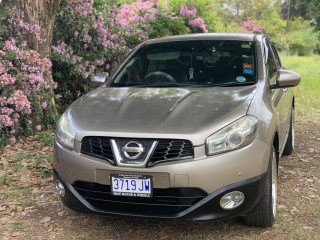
[81,137,115,165]
[73,181,207,216]
[148,140,193,166]
[80,137,194,167]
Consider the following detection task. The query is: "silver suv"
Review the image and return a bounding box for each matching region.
[53,34,300,227]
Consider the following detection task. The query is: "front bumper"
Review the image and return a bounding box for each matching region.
[54,168,267,221]
[53,138,270,221]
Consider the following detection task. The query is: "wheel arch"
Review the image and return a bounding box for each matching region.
[273,131,280,169]
[292,96,295,109]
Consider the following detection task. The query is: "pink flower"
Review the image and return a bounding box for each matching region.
[35,124,41,131]
[95,59,105,66]
[7,90,32,114]
[244,20,255,29]
[135,1,153,11]
[0,115,13,127]
[0,97,7,106]
[0,73,16,87]
[252,26,265,33]
[188,18,208,33]
[83,34,92,43]
[1,107,14,115]
[12,113,20,123]
[4,39,20,53]
[180,6,197,19]
[0,64,5,74]
[241,20,265,33]
[9,137,16,143]
[41,101,48,108]
[52,42,67,54]
[10,129,16,134]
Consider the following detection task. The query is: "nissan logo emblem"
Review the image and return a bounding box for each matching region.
[122,140,144,159]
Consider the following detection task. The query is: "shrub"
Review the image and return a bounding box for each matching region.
[286,18,319,56]
[52,0,127,106]
[0,6,55,145]
[52,0,209,106]
[240,20,265,33]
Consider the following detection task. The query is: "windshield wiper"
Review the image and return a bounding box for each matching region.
[129,82,196,88]
[109,82,255,88]
[195,82,256,87]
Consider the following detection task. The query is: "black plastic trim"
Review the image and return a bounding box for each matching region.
[53,168,267,221]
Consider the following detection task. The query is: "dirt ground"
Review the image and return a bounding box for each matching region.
[0,119,319,240]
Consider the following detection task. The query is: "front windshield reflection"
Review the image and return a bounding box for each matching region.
[110,40,256,87]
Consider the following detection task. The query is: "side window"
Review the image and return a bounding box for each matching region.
[271,45,282,68]
[266,44,277,84]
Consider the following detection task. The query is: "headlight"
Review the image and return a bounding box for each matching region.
[56,112,75,149]
[206,116,258,155]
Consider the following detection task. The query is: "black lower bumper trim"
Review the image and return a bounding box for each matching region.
[53,169,267,221]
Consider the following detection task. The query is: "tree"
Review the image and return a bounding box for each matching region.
[14,0,60,58]
[13,0,60,117]
[291,0,320,31]
[0,1,60,143]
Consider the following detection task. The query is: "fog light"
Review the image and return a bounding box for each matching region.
[220,191,244,210]
[55,180,65,197]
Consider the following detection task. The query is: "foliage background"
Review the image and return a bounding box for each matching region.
[0,0,319,144]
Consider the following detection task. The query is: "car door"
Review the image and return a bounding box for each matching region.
[266,42,288,148]
[270,44,293,145]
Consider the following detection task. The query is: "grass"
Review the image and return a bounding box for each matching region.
[16,151,33,161]
[34,155,52,166]
[281,55,320,120]
[0,174,12,186]
[37,130,54,146]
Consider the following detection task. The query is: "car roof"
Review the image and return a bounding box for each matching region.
[144,33,263,45]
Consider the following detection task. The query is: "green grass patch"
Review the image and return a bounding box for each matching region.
[14,162,24,171]
[0,173,12,186]
[34,156,52,166]
[39,169,52,179]
[37,130,54,146]
[281,55,320,120]
[16,150,34,161]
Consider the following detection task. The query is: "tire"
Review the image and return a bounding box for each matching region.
[283,108,294,155]
[243,146,277,227]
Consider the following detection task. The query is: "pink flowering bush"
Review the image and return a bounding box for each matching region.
[116,0,189,48]
[0,6,55,145]
[0,0,210,144]
[52,0,208,105]
[240,20,265,34]
[117,1,209,48]
[180,6,197,19]
[188,18,208,33]
[179,5,208,33]
[2,6,45,44]
[52,0,127,104]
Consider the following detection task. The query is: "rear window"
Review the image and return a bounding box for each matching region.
[111,40,256,87]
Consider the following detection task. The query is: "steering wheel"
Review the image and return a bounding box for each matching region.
[144,71,176,83]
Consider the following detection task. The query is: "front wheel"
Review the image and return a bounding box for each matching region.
[243,146,277,227]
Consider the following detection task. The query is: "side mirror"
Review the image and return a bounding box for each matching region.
[91,72,109,86]
[270,69,301,89]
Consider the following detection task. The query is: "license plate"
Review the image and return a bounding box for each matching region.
[110,174,152,197]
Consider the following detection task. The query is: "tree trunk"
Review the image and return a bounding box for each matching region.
[14,0,60,118]
[14,0,60,58]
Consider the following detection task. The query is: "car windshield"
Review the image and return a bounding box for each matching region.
[110,40,256,87]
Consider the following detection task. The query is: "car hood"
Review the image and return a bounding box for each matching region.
[67,86,258,145]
